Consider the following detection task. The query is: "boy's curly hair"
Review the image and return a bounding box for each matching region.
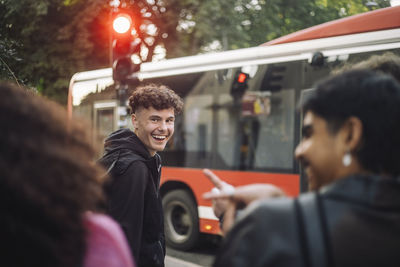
[128,84,183,114]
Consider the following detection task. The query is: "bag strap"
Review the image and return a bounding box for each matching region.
[295,191,332,267]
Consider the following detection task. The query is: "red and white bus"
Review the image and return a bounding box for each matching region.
[68,6,400,250]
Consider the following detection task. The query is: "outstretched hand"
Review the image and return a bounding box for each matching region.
[202,169,233,219]
[202,169,286,234]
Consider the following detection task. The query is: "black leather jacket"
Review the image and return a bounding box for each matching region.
[99,129,165,267]
[214,175,400,267]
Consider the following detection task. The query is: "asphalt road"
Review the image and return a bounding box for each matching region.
[166,236,221,267]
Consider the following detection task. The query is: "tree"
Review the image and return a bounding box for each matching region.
[0,0,108,103]
[170,0,391,54]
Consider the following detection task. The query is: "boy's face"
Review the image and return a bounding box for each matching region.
[132,106,175,156]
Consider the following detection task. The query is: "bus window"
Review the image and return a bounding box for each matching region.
[96,108,114,139]
[183,88,213,167]
[216,61,301,172]
[303,48,400,88]
[344,48,400,71]
[157,70,245,169]
[151,71,216,168]
[73,104,92,127]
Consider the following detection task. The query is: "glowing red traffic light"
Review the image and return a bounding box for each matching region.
[113,14,132,34]
[237,73,248,83]
[111,11,141,84]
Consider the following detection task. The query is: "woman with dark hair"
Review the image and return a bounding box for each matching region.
[0,82,135,267]
[204,70,400,267]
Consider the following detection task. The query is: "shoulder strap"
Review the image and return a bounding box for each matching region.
[295,192,332,267]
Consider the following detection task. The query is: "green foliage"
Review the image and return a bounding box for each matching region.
[0,0,110,104]
[171,0,391,53]
[0,0,392,104]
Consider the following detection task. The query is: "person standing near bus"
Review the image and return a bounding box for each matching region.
[99,84,183,267]
[204,70,400,266]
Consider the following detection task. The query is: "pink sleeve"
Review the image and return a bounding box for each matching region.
[83,212,136,267]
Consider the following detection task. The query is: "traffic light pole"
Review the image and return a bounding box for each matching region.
[110,4,142,129]
[116,83,129,129]
[111,6,131,129]
[109,7,113,67]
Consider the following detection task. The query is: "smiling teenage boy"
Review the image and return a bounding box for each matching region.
[99,84,183,267]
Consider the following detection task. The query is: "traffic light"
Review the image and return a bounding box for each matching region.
[112,11,141,84]
[231,71,249,99]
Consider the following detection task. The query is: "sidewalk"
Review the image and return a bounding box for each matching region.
[165,255,206,267]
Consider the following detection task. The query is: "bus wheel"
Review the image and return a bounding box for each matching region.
[162,189,199,251]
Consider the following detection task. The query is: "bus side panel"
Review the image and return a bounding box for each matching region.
[161,167,299,203]
[161,167,299,235]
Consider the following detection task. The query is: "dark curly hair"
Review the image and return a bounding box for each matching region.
[128,84,183,114]
[0,82,105,267]
[301,70,400,177]
[335,52,400,83]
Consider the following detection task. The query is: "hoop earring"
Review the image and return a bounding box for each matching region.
[342,151,352,167]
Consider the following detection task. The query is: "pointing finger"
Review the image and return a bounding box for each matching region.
[203,169,225,189]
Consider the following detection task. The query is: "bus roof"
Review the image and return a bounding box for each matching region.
[262,5,400,46]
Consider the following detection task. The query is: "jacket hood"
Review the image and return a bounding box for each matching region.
[103,128,151,160]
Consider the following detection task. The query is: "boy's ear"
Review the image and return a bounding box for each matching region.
[131,114,138,130]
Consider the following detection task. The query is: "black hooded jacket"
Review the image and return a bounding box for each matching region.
[98,128,165,267]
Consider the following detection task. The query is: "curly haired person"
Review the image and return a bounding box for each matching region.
[99,84,183,267]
